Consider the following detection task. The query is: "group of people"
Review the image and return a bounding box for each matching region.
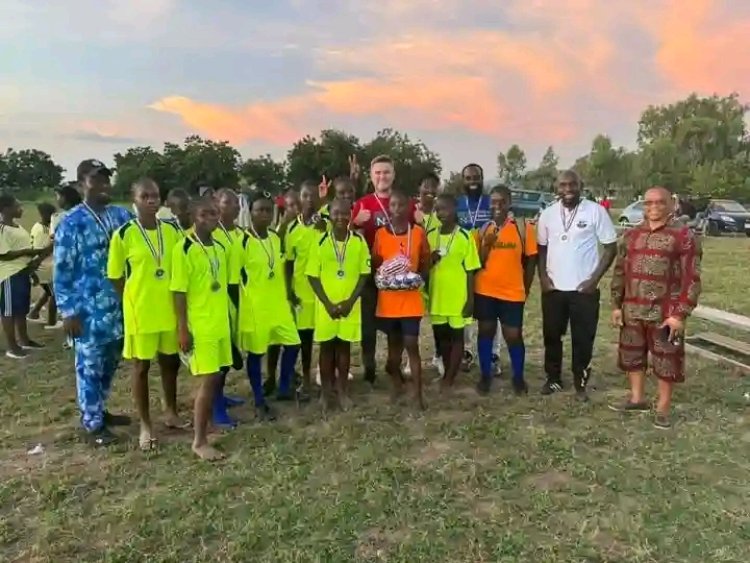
[0,154,702,461]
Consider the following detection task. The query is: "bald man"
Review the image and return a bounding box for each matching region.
[610,186,702,429]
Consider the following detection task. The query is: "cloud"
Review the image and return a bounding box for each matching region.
[63,120,148,145]
[647,0,750,94]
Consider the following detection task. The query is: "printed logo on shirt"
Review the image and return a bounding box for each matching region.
[492,241,518,250]
[374,214,389,227]
[576,220,588,229]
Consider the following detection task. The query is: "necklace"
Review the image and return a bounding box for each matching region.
[250,223,276,279]
[373,195,392,230]
[559,203,580,242]
[436,225,459,257]
[82,202,114,242]
[134,218,165,279]
[332,232,350,278]
[191,234,221,292]
[392,223,412,259]
[465,195,484,229]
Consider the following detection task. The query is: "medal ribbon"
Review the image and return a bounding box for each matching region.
[332,232,350,273]
[466,196,484,229]
[191,234,220,284]
[394,222,412,259]
[83,202,114,242]
[250,223,275,275]
[560,203,580,235]
[134,218,164,270]
[374,196,393,230]
[438,225,459,256]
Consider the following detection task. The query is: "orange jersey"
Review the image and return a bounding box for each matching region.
[474,219,538,302]
[373,225,429,318]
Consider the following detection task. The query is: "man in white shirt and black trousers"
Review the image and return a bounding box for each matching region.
[536,170,618,400]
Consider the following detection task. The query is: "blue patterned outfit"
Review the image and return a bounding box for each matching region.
[53,204,132,432]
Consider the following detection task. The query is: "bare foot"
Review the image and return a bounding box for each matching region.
[192,444,225,461]
[164,414,191,430]
[139,427,156,451]
[338,393,353,412]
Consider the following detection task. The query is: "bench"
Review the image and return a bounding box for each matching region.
[685,308,750,373]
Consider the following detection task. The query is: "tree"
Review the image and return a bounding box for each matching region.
[240,155,287,193]
[163,136,242,194]
[362,128,441,195]
[286,130,362,188]
[112,146,170,198]
[524,146,558,191]
[497,144,526,185]
[637,93,749,193]
[587,135,623,193]
[0,148,64,192]
[442,171,463,194]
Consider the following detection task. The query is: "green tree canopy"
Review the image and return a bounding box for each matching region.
[0,148,64,192]
[239,155,287,193]
[497,144,526,185]
[362,128,441,195]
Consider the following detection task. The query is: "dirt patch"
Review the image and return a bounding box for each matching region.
[523,470,574,491]
[412,440,455,467]
[354,527,409,561]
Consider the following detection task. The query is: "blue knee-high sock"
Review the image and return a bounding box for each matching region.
[246,353,265,407]
[279,345,300,395]
[478,336,494,380]
[508,343,526,384]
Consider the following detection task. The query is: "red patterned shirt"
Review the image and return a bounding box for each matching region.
[611,221,702,322]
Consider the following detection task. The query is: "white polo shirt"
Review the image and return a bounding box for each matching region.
[536,199,617,291]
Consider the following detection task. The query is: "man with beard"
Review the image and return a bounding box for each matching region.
[351,155,415,384]
[54,160,133,446]
[536,170,617,400]
[456,163,504,374]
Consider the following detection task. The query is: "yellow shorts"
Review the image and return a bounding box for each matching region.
[295,300,316,330]
[124,331,179,360]
[431,315,472,330]
[188,338,233,376]
[313,316,361,343]
[238,323,301,355]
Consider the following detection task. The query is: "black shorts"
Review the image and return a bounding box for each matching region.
[376,317,421,337]
[0,272,31,318]
[473,294,524,328]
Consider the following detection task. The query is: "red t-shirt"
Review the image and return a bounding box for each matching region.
[352,193,416,248]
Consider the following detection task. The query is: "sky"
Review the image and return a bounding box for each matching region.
[1,0,749,181]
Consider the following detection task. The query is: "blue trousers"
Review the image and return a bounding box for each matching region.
[74,339,123,432]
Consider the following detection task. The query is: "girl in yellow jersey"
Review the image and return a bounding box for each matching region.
[237,192,301,420]
[415,173,443,376]
[163,188,193,236]
[306,199,369,411]
[264,188,300,396]
[285,180,327,401]
[171,197,239,461]
[107,179,185,451]
[210,188,247,427]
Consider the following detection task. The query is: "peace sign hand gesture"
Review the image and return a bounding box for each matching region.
[319,175,332,198]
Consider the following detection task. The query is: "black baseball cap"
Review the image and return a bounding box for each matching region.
[76,159,112,182]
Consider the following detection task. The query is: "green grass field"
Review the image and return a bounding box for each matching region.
[1,205,749,562]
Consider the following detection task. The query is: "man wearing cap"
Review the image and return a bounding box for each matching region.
[54,159,133,446]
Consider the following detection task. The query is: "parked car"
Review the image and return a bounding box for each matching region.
[700,199,750,236]
[510,189,555,218]
[618,201,644,226]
